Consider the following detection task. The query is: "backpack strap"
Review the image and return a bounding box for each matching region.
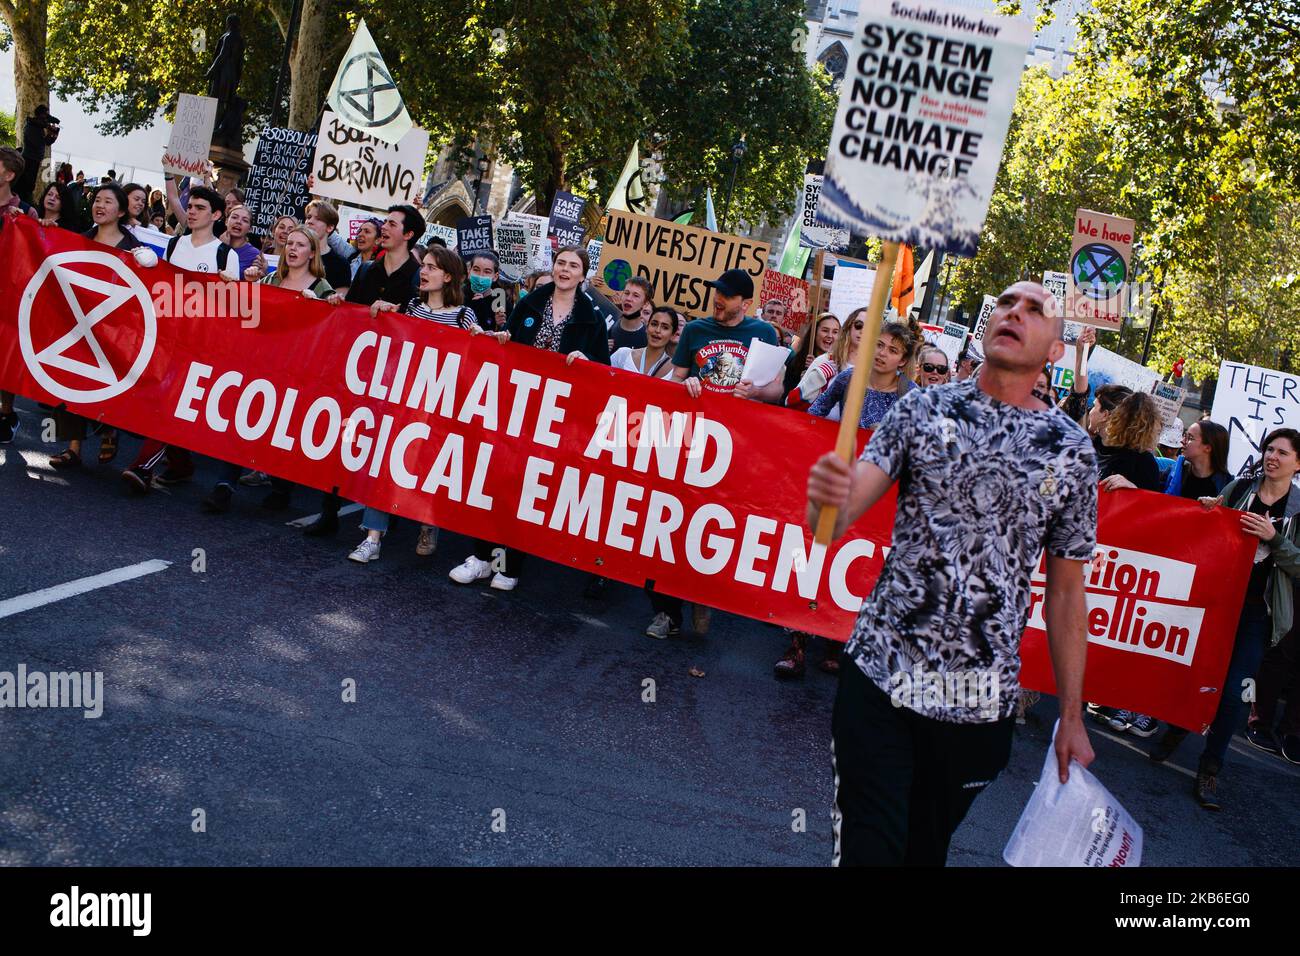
[165,235,179,262]
[216,242,233,273]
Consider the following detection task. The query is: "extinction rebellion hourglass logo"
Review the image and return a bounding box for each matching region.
[17,250,158,404]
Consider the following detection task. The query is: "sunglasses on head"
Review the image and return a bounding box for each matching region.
[922,363,948,374]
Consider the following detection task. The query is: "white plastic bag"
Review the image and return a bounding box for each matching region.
[1003,720,1143,867]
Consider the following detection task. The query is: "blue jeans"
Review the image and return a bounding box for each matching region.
[1202,601,1271,769]
[360,507,389,534]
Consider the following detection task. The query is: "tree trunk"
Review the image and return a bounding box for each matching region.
[2,0,49,137]
[288,0,341,132]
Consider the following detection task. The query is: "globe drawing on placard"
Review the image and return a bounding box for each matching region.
[603,258,633,291]
[1071,242,1127,300]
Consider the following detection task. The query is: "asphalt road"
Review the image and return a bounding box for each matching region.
[2,397,1298,866]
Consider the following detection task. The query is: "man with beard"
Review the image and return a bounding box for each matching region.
[806,281,1098,866]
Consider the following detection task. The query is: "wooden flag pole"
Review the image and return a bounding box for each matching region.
[814,239,901,545]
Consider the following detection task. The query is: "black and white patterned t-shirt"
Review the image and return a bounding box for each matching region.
[849,378,1098,723]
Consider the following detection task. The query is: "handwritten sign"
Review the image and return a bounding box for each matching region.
[310,110,429,211]
[1210,361,1300,475]
[245,127,318,233]
[1068,209,1135,330]
[420,221,458,249]
[826,259,876,322]
[600,210,768,317]
[163,94,218,178]
[758,270,810,333]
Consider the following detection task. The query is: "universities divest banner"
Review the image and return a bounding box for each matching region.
[0,220,1251,731]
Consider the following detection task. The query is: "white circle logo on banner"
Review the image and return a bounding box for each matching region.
[18,250,158,403]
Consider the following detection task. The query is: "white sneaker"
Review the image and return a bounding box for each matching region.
[348,538,381,563]
[415,525,438,556]
[449,555,493,584]
[489,572,518,591]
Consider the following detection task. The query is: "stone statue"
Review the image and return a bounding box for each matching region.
[205,15,245,149]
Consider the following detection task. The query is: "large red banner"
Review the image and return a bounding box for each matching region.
[0,220,1253,731]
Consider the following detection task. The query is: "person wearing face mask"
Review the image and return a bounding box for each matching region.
[1150,428,1300,805]
[608,276,651,352]
[809,321,918,428]
[465,251,506,330]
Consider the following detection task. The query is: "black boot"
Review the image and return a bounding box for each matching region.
[1193,756,1222,811]
[261,488,291,511]
[304,492,340,537]
[1149,726,1188,764]
[200,484,233,514]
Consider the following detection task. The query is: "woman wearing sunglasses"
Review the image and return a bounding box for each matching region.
[915,346,950,387]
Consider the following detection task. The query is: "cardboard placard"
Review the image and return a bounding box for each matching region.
[163,94,218,178]
[245,127,319,233]
[757,270,811,333]
[1068,209,1136,330]
[310,110,430,211]
[599,210,769,318]
[818,0,1031,256]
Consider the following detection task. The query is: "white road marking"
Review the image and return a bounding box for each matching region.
[285,503,364,528]
[0,559,172,620]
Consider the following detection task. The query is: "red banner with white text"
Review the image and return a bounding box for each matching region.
[0,219,1253,731]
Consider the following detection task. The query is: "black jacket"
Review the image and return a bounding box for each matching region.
[507,283,611,363]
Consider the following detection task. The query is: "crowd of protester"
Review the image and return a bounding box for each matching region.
[2,139,1298,813]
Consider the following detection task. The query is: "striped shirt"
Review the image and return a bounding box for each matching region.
[405,299,476,330]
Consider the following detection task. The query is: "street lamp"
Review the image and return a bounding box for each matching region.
[473,155,490,213]
[721,135,747,231]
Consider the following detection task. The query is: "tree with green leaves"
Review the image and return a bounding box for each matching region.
[943,65,1139,319]
[0,0,49,131]
[45,0,349,135]
[642,0,837,230]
